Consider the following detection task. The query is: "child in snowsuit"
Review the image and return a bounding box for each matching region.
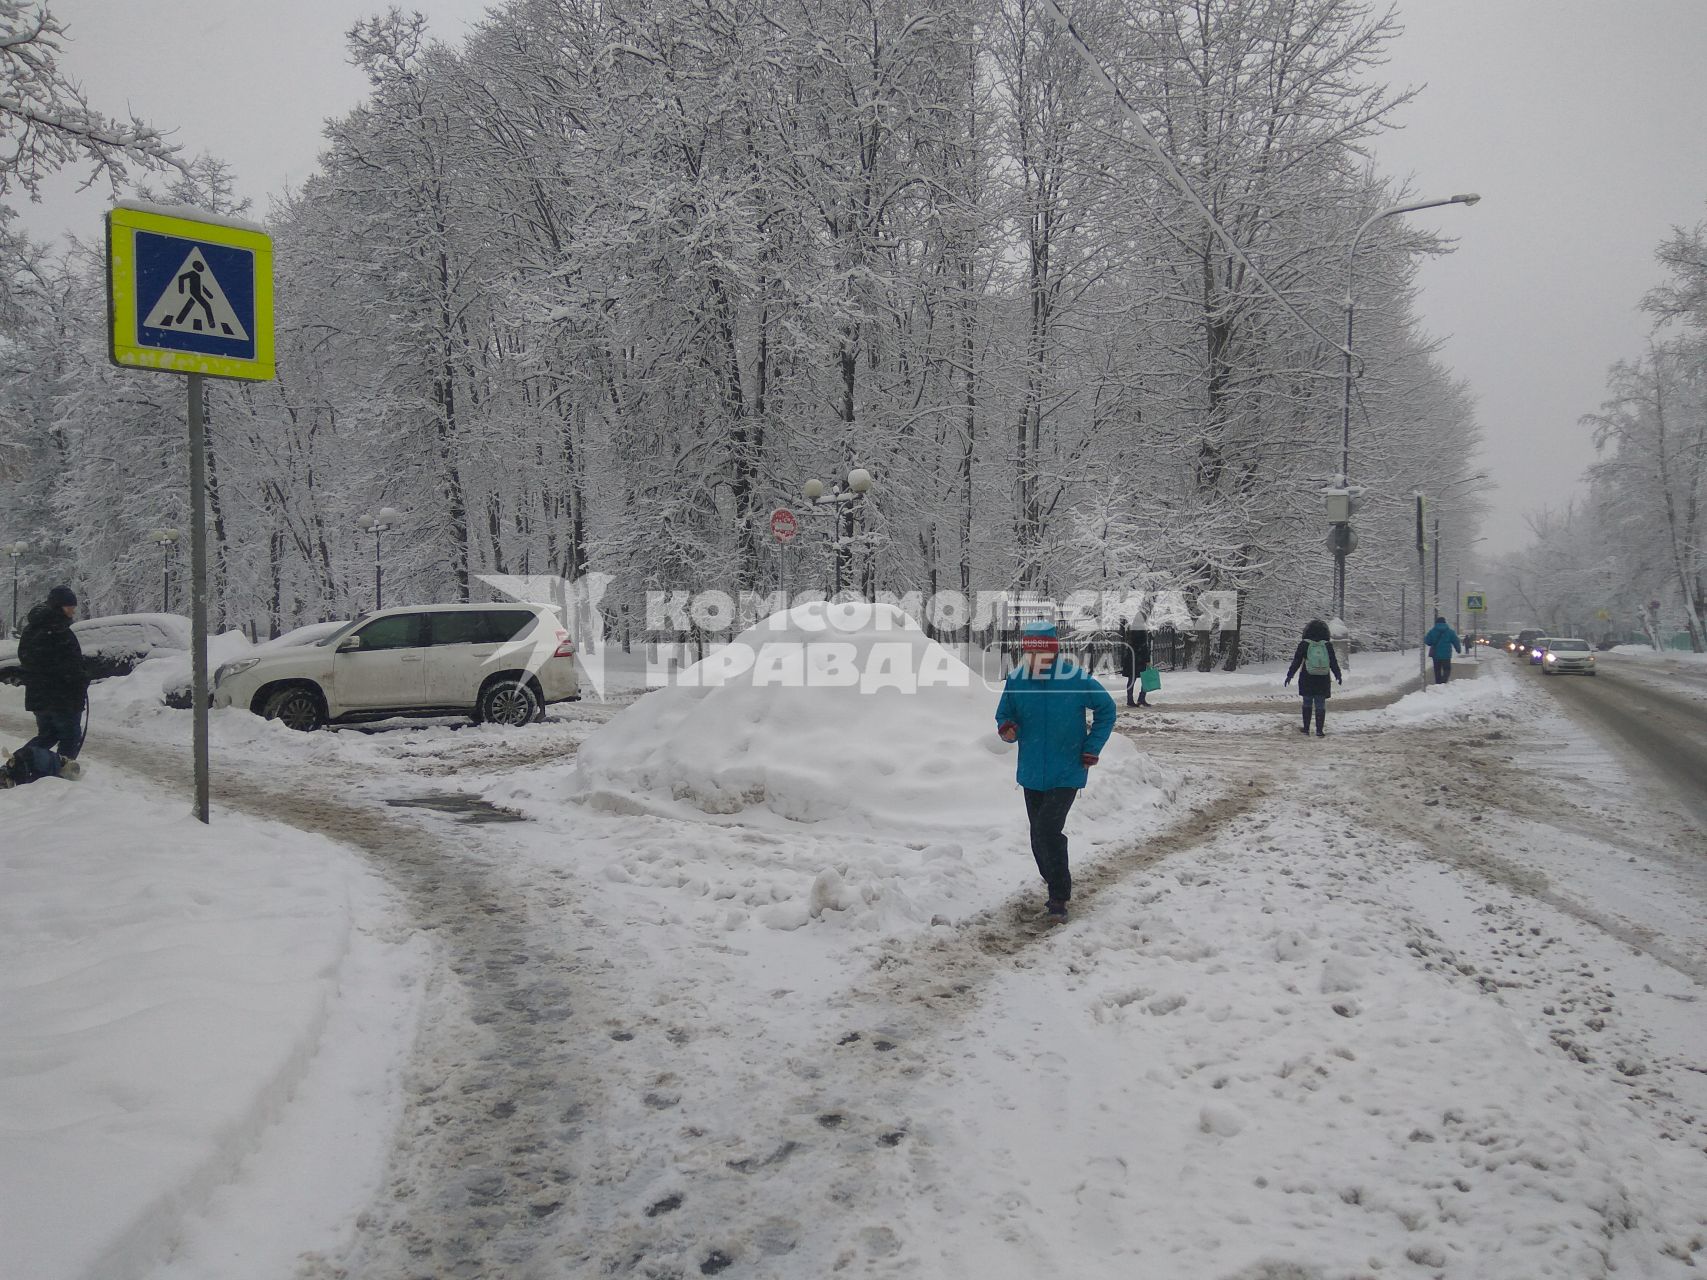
[995,620,1116,923]
[1284,618,1342,736]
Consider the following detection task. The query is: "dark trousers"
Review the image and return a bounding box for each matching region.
[1432,657,1452,685]
[1023,786,1078,902]
[1300,694,1325,732]
[1124,672,1149,705]
[27,707,83,760]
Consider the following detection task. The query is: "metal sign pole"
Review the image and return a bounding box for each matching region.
[188,374,210,824]
[1416,494,1429,689]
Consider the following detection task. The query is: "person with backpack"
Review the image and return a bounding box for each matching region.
[1283,618,1342,737]
[1115,617,1153,707]
[18,585,88,761]
[1423,615,1462,684]
[995,619,1117,924]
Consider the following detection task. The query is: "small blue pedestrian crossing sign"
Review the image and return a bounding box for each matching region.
[108,203,274,381]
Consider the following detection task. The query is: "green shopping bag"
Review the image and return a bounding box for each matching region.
[1139,667,1161,693]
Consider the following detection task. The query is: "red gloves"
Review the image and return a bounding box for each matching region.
[998,723,1018,743]
[1082,753,1099,766]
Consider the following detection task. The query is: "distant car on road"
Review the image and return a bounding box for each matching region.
[0,612,191,686]
[212,603,578,730]
[1528,636,1551,665]
[1514,628,1543,657]
[1541,637,1597,675]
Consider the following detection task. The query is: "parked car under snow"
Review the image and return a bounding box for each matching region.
[0,612,192,686]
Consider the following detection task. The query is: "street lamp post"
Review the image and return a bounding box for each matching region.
[1424,475,1488,620]
[149,529,180,612]
[803,469,875,598]
[4,541,24,637]
[1454,537,1489,637]
[356,507,401,610]
[1336,192,1481,621]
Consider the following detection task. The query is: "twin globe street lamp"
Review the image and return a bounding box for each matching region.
[1333,191,1481,623]
[803,468,874,597]
[356,507,402,610]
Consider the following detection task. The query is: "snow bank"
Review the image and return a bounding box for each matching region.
[0,768,419,1280]
[570,600,1169,834]
[1610,643,1707,662]
[1116,647,1420,707]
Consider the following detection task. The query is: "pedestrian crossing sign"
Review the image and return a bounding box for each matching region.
[107,203,274,381]
[1464,592,1485,611]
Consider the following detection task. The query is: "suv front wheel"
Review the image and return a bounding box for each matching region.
[476,677,542,727]
[262,684,326,731]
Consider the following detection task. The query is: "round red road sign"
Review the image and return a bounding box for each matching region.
[770,508,798,543]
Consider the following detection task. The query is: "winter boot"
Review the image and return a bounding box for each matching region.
[59,757,83,781]
[1045,898,1069,924]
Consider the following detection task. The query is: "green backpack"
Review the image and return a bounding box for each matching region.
[1304,639,1332,675]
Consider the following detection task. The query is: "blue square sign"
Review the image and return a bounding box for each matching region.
[107,204,274,380]
[133,232,257,360]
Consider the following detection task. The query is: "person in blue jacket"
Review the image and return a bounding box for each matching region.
[1424,615,1462,684]
[994,620,1116,923]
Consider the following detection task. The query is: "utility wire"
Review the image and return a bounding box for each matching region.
[1039,0,1351,358]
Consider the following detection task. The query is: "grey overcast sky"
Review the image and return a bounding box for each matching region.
[14,0,1707,551]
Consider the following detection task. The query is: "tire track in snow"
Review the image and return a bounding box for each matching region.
[0,712,620,1280]
[557,773,1276,1277]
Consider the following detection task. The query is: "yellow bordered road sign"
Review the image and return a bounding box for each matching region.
[107,203,275,381]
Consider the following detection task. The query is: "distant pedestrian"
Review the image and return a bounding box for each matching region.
[1116,617,1153,707]
[995,620,1117,924]
[1283,618,1342,737]
[1424,615,1462,684]
[18,586,88,761]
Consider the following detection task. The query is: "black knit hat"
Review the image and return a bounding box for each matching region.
[46,585,77,608]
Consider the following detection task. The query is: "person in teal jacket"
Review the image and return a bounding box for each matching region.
[994,620,1117,923]
[1424,615,1462,684]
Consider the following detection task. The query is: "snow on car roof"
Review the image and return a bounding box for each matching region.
[74,613,192,645]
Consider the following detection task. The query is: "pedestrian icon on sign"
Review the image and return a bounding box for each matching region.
[142,249,250,342]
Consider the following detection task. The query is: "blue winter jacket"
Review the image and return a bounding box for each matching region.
[1424,622,1462,660]
[994,659,1117,791]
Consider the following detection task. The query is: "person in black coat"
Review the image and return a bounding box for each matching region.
[19,585,87,759]
[1283,617,1342,737]
[1115,618,1153,707]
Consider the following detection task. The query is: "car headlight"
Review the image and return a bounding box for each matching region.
[214,658,260,686]
[1544,653,1556,663]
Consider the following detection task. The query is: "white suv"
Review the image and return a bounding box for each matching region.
[212,603,578,730]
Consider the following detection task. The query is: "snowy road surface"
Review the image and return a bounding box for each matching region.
[1530,651,1707,828]
[5,653,1707,1278]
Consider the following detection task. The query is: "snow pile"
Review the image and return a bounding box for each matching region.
[0,769,419,1280]
[1610,643,1707,662]
[1341,661,1512,729]
[569,600,1168,833]
[96,620,349,721]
